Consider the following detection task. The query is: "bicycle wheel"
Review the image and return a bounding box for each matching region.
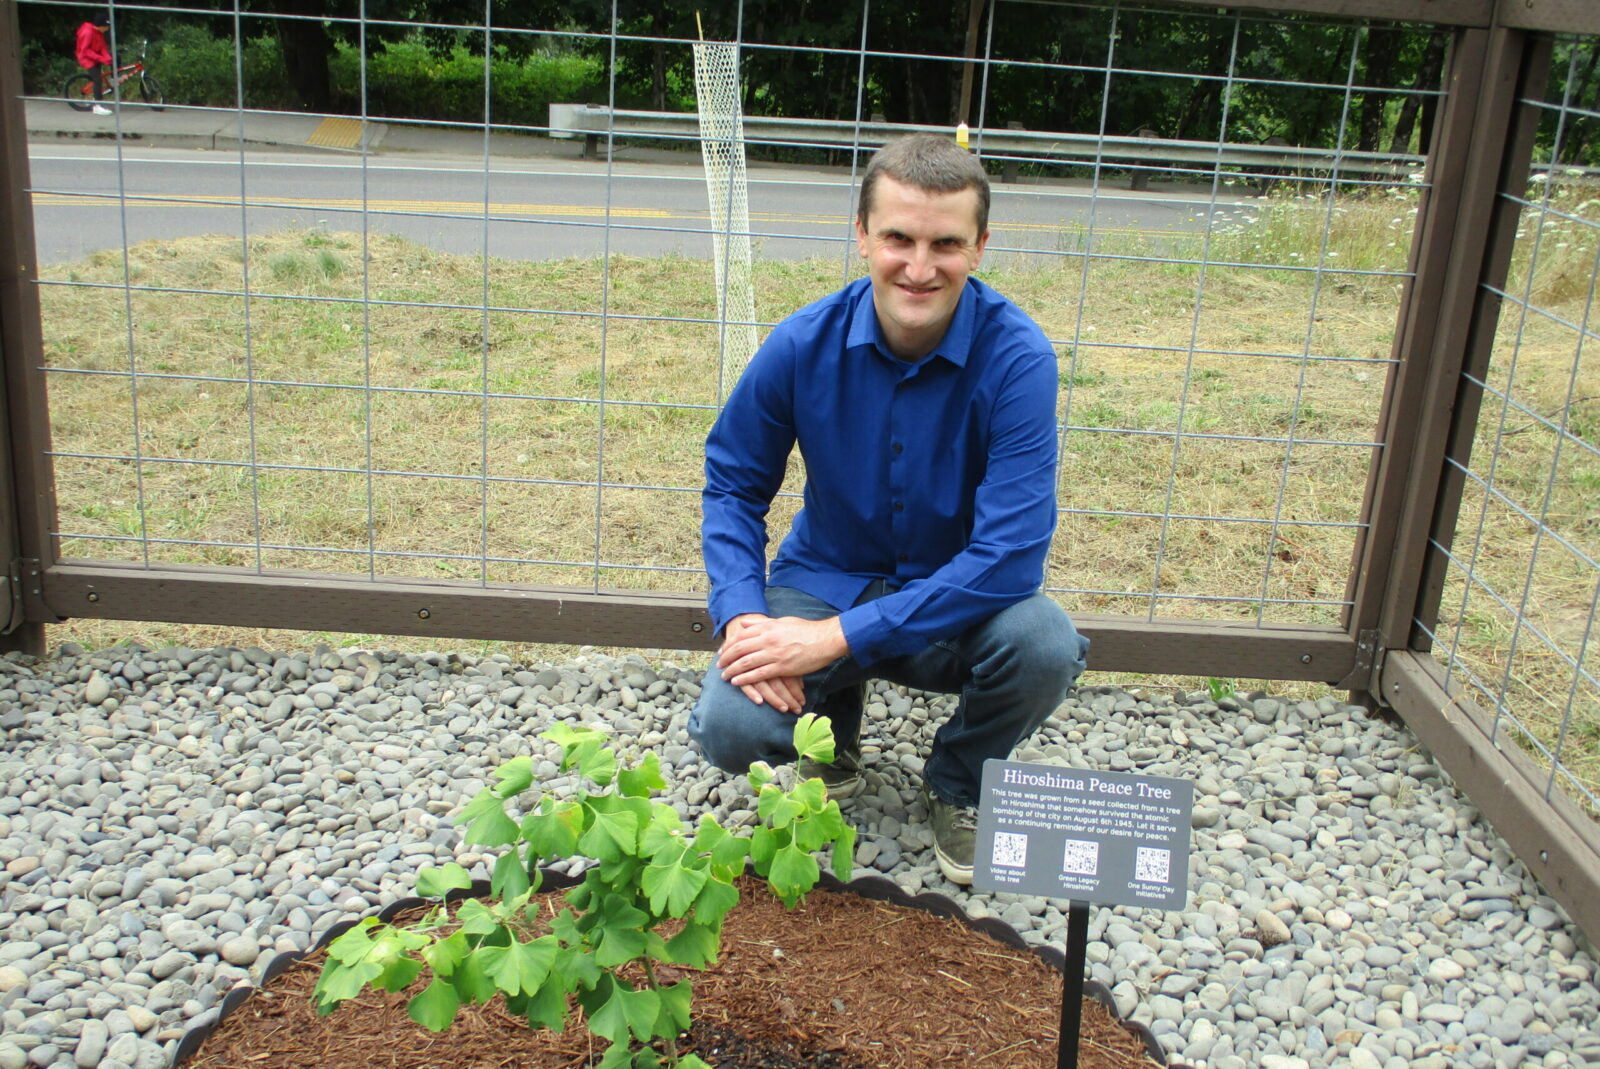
[63,73,95,112]
[130,74,165,111]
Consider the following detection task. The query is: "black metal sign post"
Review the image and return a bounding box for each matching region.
[972,761,1194,1069]
[1058,899,1091,1068]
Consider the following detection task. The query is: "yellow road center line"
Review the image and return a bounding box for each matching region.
[32,193,1182,234]
[33,193,670,218]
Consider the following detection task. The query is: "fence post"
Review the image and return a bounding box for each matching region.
[0,2,60,656]
[1342,25,1550,695]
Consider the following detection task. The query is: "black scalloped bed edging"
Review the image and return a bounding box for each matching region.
[173,865,1184,1068]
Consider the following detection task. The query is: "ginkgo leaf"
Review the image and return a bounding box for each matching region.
[407,977,461,1031]
[588,981,662,1043]
[422,932,467,978]
[522,799,584,859]
[324,919,381,967]
[749,825,778,869]
[832,822,857,882]
[757,784,805,829]
[655,978,693,1035]
[594,1041,635,1069]
[617,751,665,797]
[544,721,608,754]
[492,755,535,798]
[460,788,519,846]
[793,713,836,763]
[747,761,774,791]
[640,818,684,858]
[689,814,729,855]
[451,944,499,1004]
[522,976,569,1032]
[593,918,649,968]
[313,959,380,1012]
[479,936,559,996]
[416,863,473,900]
[641,857,708,917]
[579,805,641,861]
[375,955,423,993]
[456,898,500,937]
[663,921,719,968]
[790,776,827,813]
[768,843,820,907]
[491,849,531,900]
[578,743,619,786]
[691,876,740,927]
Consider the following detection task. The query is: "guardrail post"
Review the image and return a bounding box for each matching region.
[1129,127,1160,191]
[1001,121,1025,183]
[0,0,58,655]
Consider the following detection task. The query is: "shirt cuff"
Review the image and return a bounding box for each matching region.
[838,600,912,667]
[710,581,771,636]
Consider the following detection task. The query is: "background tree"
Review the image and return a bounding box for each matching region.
[22,0,1534,165]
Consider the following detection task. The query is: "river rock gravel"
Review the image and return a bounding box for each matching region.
[0,642,1596,1069]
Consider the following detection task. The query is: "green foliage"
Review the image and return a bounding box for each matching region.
[328,38,602,125]
[21,37,80,99]
[146,24,297,112]
[315,714,853,1067]
[17,3,1498,164]
[1207,677,1236,702]
[23,21,598,119]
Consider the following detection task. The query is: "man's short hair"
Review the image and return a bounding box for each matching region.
[857,134,991,238]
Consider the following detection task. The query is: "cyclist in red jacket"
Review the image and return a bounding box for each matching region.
[74,13,113,115]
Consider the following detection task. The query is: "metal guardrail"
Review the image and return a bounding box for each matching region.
[548,103,1426,188]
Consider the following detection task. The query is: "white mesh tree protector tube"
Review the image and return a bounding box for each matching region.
[693,41,758,404]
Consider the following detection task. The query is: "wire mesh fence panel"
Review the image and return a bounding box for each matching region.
[12,0,1469,641]
[976,4,1428,631]
[1423,34,1600,818]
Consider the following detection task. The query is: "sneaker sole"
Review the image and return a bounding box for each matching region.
[796,759,862,801]
[934,846,973,886]
[822,774,861,801]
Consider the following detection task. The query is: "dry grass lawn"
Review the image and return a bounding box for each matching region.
[33,182,1600,807]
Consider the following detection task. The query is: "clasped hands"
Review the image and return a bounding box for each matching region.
[717,612,849,714]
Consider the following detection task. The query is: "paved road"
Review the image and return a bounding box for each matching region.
[27,141,1254,267]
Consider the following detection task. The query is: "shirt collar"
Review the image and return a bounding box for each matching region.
[846,277,980,369]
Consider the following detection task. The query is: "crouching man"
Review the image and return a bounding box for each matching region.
[688,134,1089,885]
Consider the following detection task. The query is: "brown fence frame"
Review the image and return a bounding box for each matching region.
[3,0,1599,941]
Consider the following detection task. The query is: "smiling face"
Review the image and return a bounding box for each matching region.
[855,174,989,362]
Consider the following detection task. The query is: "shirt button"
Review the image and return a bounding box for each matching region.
[892,442,904,454]
[898,554,909,563]
[892,501,904,512]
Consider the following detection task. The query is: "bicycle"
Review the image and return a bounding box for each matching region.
[64,40,165,112]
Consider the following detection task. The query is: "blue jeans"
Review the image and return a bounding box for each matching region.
[687,583,1090,806]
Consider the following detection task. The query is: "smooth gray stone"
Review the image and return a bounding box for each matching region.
[72,1020,107,1068]
[144,951,187,980]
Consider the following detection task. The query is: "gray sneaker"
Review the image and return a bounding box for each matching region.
[795,747,862,800]
[927,792,977,885]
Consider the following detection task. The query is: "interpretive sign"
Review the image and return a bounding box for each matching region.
[973,760,1193,910]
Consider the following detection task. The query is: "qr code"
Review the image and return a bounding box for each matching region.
[1061,838,1099,876]
[991,831,1029,869]
[1135,847,1171,883]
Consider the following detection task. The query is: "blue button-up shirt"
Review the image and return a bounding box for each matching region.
[702,275,1060,666]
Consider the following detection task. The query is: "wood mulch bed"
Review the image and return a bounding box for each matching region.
[182,877,1162,1069]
